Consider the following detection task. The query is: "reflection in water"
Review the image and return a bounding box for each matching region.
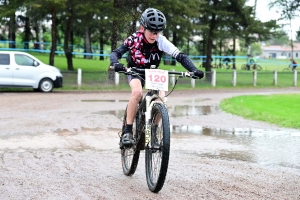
[172,125,300,169]
[90,102,300,170]
[169,105,219,117]
[92,110,124,120]
[81,99,128,102]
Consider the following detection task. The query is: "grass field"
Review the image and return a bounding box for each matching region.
[1,51,300,129]
[220,94,300,129]
[30,52,299,72]
[23,52,298,90]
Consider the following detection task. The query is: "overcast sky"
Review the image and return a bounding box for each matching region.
[246,0,300,40]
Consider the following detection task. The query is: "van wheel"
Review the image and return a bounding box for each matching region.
[39,78,53,92]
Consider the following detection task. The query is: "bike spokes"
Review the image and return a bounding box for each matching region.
[121,106,140,176]
[146,103,170,193]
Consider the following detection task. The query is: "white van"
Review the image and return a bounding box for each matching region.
[0,51,63,92]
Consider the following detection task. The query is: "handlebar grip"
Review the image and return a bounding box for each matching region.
[112,63,126,72]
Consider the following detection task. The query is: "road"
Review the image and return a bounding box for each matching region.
[0,88,299,199]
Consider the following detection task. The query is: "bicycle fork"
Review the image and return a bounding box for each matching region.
[144,94,168,149]
[145,95,152,147]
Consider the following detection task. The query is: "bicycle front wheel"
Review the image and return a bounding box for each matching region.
[121,106,140,176]
[241,64,247,70]
[255,64,262,71]
[145,103,170,193]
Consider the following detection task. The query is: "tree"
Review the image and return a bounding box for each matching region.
[29,0,67,66]
[269,0,300,59]
[0,0,25,48]
[267,30,289,45]
[296,27,300,42]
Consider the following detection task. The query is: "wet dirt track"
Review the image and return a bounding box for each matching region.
[0,88,300,199]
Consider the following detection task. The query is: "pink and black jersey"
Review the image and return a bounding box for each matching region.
[110,30,197,72]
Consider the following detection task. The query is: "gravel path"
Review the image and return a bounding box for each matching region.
[0,88,299,199]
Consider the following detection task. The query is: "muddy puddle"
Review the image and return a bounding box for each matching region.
[95,104,300,169]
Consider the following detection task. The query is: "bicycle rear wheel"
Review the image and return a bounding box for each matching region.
[255,64,262,71]
[121,106,140,176]
[145,103,170,193]
[241,64,247,70]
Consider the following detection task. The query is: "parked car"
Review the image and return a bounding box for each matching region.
[0,51,63,92]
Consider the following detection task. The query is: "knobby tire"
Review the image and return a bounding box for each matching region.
[121,106,140,176]
[145,103,170,193]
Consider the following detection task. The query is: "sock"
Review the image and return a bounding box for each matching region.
[125,124,133,133]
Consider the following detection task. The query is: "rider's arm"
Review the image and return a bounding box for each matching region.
[156,35,197,72]
[110,34,135,66]
[110,44,129,66]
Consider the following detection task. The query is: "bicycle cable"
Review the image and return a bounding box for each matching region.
[165,75,181,98]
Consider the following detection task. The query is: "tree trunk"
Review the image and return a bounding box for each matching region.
[8,14,16,48]
[39,20,44,50]
[64,8,74,71]
[171,31,177,66]
[24,17,30,49]
[111,0,119,52]
[233,36,236,69]
[99,28,104,60]
[33,20,39,45]
[205,13,216,82]
[84,27,92,59]
[50,7,57,66]
[70,30,74,57]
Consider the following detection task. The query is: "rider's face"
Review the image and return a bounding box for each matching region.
[143,29,160,44]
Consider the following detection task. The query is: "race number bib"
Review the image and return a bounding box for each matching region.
[145,69,168,91]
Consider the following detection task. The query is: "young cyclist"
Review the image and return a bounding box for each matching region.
[222,54,231,69]
[110,8,204,148]
[290,58,298,71]
[246,54,257,70]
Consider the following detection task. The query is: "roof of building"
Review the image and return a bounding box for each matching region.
[262,43,300,51]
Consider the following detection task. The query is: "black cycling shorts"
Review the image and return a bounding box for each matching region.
[127,74,145,87]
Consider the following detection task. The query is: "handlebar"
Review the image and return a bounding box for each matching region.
[110,66,196,78]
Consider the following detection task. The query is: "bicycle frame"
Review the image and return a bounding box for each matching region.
[144,90,167,147]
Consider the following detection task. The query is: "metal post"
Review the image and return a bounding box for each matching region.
[191,78,195,88]
[273,70,277,86]
[253,70,257,86]
[115,72,119,86]
[212,69,216,87]
[293,70,297,86]
[170,69,175,87]
[77,68,82,89]
[232,70,236,86]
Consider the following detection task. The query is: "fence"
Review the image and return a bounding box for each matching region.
[64,69,299,90]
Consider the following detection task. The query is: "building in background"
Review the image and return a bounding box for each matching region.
[262,43,300,59]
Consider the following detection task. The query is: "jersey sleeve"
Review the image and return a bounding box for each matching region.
[157,35,197,72]
[110,35,134,66]
[157,35,180,58]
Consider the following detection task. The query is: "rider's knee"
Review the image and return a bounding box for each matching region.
[131,89,143,100]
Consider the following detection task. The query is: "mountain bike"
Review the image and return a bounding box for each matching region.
[115,66,197,193]
[241,63,262,71]
[283,64,297,72]
[213,62,232,69]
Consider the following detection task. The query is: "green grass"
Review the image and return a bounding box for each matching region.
[220,94,300,129]
[1,51,299,90]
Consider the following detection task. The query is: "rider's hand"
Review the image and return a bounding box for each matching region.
[192,69,204,79]
[113,63,126,72]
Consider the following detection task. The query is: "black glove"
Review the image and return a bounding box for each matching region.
[192,69,204,79]
[113,63,126,72]
[114,63,126,72]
